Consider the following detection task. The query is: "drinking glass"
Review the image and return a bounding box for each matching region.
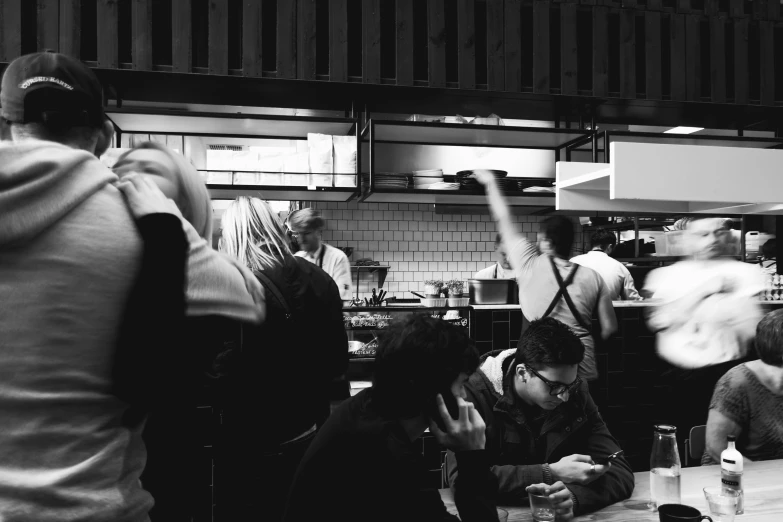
[528,491,556,522]
[703,487,740,522]
[496,507,508,522]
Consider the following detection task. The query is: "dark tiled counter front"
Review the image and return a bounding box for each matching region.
[470,305,523,355]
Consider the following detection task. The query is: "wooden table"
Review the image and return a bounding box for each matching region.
[441,460,783,521]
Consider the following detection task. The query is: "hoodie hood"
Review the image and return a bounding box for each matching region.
[0,140,116,246]
[478,348,517,396]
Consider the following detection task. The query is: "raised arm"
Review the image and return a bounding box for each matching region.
[475,170,521,251]
[474,170,539,276]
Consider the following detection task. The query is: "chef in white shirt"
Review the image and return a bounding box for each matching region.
[474,234,515,279]
[570,229,641,301]
[286,208,353,300]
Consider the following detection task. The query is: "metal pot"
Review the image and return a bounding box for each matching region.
[468,279,517,305]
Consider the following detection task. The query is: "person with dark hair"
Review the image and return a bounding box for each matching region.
[286,207,353,299]
[571,229,641,301]
[475,234,515,279]
[475,170,617,383]
[284,315,499,522]
[760,238,777,275]
[0,52,189,520]
[446,318,634,517]
[703,308,783,464]
[645,217,767,463]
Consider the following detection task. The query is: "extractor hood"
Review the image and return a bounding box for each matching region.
[557,141,783,215]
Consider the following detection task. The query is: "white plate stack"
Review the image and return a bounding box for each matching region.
[413,169,445,190]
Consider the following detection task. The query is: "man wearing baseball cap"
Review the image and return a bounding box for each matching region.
[0,52,186,521]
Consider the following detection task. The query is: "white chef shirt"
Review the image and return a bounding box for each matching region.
[570,250,641,301]
[645,259,767,369]
[295,242,353,300]
[474,263,514,279]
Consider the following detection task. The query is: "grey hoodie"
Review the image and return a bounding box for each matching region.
[0,141,151,521]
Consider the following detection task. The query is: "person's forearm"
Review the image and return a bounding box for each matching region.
[452,451,499,522]
[483,180,519,246]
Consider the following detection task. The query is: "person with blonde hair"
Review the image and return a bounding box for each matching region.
[219,196,348,521]
[286,207,353,300]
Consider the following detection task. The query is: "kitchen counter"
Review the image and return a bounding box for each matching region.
[468,304,520,310]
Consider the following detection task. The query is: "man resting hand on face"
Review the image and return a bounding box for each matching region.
[446,318,634,519]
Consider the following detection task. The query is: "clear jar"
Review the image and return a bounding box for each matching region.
[649,424,682,511]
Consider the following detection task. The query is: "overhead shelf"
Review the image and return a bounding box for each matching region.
[365,120,592,149]
[107,109,357,139]
[582,220,676,232]
[208,185,357,202]
[361,188,554,208]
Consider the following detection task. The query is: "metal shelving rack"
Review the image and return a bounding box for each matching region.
[359,119,592,208]
[106,109,362,202]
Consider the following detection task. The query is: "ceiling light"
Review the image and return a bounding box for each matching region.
[663,127,704,134]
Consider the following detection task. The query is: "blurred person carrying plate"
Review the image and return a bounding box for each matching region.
[645,217,767,369]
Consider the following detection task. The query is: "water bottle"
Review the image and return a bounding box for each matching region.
[721,435,744,514]
[649,424,682,511]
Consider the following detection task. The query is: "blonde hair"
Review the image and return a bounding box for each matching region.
[287,207,324,232]
[116,141,213,240]
[220,196,292,271]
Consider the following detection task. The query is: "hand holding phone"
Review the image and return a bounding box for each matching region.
[428,394,486,452]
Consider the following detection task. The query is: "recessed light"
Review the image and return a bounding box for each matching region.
[663,127,704,134]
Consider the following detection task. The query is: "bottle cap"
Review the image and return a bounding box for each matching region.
[654,424,677,434]
[727,435,737,442]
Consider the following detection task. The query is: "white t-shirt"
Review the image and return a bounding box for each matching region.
[474,263,514,279]
[571,250,641,301]
[645,260,767,368]
[295,242,353,300]
[508,237,610,381]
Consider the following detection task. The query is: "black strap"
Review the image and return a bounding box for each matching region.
[543,256,592,331]
[493,264,498,279]
[253,270,292,319]
[317,246,326,269]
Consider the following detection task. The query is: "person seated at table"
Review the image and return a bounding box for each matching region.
[475,234,515,280]
[285,315,507,522]
[759,239,777,275]
[446,317,634,516]
[703,308,783,465]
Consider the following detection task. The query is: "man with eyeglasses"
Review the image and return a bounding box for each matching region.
[286,208,353,300]
[446,317,634,518]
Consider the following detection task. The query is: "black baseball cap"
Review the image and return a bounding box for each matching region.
[1,51,105,128]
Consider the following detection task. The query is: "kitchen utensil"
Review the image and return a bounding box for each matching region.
[447,297,470,307]
[411,291,426,299]
[468,279,517,305]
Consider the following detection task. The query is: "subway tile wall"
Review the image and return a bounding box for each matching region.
[309,201,586,300]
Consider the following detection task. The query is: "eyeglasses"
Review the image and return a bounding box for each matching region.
[286,226,310,239]
[527,367,581,397]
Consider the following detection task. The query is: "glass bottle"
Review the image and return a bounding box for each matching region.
[721,435,744,514]
[649,424,682,511]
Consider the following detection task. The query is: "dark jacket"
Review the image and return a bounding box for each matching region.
[447,349,634,516]
[284,388,499,522]
[218,254,348,446]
